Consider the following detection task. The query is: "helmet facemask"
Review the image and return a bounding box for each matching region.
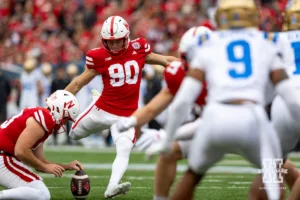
[46,90,80,133]
[101,16,131,55]
[102,37,130,55]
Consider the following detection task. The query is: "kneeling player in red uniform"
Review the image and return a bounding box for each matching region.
[0,90,83,200]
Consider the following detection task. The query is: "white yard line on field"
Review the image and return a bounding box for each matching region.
[44,145,300,158]
[39,163,258,174]
[229,182,252,185]
[41,174,224,183]
[48,186,248,190]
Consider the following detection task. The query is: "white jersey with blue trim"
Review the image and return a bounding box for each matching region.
[188,28,285,105]
[20,69,40,109]
[279,30,300,87]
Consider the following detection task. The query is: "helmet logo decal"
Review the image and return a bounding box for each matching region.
[65,100,75,109]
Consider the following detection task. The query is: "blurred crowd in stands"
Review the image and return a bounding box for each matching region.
[0,0,289,146]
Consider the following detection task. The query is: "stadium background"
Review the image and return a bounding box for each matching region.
[1,0,298,199]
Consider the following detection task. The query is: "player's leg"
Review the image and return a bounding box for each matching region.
[242,106,284,200]
[153,141,187,200]
[289,176,300,200]
[284,160,299,189]
[271,97,300,189]
[104,126,136,198]
[170,104,226,200]
[69,103,107,140]
[0,155,50,200]
[272,96,300,159]
[170,169,204,200]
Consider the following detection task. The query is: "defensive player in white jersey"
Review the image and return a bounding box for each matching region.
[19,58,43,110]
[147,1,300,199]
[274,1,300,199]
[249,1,300,199]
[65,16,178,198]
[112,26,211,200]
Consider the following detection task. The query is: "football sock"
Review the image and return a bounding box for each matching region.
[107,137,134,188]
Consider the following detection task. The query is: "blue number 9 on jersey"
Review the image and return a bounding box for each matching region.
[227,40,252,78]
[291,42,300,75]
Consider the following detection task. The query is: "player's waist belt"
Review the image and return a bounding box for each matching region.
[220,99,258,105]
[0,150,13,157]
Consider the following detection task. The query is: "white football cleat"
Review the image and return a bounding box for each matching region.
[104,182,131,199]
[91,89,100,101]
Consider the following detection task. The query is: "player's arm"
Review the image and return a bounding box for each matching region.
[134,88,174,126]
[36,80,44,98]
[163,68,204,151]
[14,117,48,171]
[14,117,66,177]
[65,67,98,95]
[116,88,174,132]
[33,144,83,171]
[145,52,179,67]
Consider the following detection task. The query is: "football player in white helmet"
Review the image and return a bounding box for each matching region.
[272,1,300,199]
[149,0,300,199]
[65,15,178,199]
[0,90,82,200]
[111,26,211,200]
[249,1,300,199]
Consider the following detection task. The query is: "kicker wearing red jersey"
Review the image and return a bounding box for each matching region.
[85,37,152,116]
[65,16,178,199]
[0,90,83,200]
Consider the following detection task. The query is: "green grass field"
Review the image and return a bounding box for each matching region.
[4,146,300,199]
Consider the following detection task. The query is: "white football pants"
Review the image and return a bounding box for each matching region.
[69,102,136,143]
[0,155,50,200]
[271,95,300,158]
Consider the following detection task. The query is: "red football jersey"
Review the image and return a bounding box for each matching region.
[0,107,55,156]
[164,60,207,106]
[85,38,152,116]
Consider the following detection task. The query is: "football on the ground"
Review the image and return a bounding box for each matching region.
[70,170,90,200]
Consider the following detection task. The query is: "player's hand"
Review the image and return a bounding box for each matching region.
[115,116,137,132]
[43,164,65,177]
[135,129,166,152]
[65,160,84,171]
[145,139,172,160]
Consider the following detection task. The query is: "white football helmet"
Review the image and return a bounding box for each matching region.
[178,26,212,69]
[45,90,80,125]
[179,26,212,55]
[101,16,130,55]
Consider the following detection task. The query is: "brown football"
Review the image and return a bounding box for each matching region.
[70,170,90,200]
